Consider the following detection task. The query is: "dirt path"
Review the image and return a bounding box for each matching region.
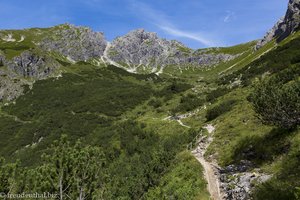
[191,125,223,200]
[193,149,222,200]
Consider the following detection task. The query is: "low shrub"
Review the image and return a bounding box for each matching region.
[206,100,237,121]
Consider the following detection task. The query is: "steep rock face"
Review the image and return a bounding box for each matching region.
[256,0,300,49]
[107,29,237,71]
[276,0,300,41]
[39,24,107,62]
[0,51,60,100]
[7,51,59,78]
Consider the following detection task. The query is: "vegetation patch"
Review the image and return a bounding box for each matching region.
[206,99,237,121]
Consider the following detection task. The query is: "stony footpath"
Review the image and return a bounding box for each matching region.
[192,125,272,200]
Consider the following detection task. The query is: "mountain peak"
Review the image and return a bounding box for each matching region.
[118,29,159,43]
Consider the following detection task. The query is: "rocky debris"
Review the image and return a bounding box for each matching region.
[18,35,25,42]
[204,124,215,134]
[107,29,238,71]
[220,172,272,200]
[7,51,59,78]
[1,33,16,42]
[220,160,253,173]
[256,0,300,49]
[218,161,272,200]
[39,24,107,62]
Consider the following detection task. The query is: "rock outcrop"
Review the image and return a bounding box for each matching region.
[0,50,60,100]
[276,0,300,41]
[7,51,59,78]
[256,0,300,49]
[0,75,24,101]
[255,17,284,49]
[39,24,107,62]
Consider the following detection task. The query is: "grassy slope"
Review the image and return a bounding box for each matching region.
[0,27,52,59]
[162,40,275,86]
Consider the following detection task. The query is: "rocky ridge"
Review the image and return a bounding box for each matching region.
[0,25,244,100]
[256,0,300,49]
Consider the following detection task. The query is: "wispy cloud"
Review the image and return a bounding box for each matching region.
[129,1,220,47]
[157,26,216,47]
[223,11,236,23]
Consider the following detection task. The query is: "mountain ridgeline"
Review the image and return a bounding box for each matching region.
[0,23,247,101]
[0,0,300,200]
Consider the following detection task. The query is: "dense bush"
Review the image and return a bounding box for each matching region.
[206,100,236,121]
[206,87,231,102]
[0,121,198,199]
[249,67,300,129]
[171,93,205,114]
[157,82,192,100]
[253,134,300,200]
[148,98,163,108]
[253,180,296,200]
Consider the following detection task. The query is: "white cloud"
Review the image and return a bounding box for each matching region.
[129,1,220,47]
[157,26,216,47]
[224,11,236,23]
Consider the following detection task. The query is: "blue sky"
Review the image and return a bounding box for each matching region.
[0,0,287,48]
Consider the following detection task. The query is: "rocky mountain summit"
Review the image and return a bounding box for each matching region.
[256,0,300,49]
[108,29,238,72]
[39,24,107,62]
